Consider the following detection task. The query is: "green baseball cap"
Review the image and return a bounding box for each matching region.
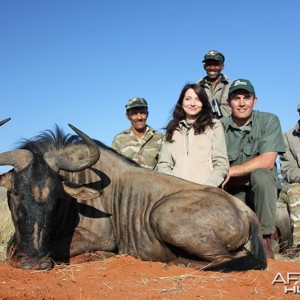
[202,50,225,64]
[125,97,148,110]
[229,79,255,95]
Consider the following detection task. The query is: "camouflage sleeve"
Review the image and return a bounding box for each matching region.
[156,141,174,174]
[111,136,121,154]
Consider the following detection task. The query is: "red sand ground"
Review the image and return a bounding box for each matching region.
[0,255,299,299]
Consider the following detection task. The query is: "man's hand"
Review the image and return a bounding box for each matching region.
[222,165,251,189]
[221,152,278,190]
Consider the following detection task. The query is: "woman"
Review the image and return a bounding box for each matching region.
[157,83,229,187]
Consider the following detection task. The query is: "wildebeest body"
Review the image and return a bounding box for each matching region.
[52,144,262,267]
[0,126,267,270]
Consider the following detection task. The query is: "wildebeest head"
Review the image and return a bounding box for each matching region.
[0,124,100,269]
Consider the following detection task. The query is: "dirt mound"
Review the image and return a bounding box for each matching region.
[0,255,299,299]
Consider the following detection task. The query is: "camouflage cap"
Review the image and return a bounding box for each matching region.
[125,97,148,110]
[297,102,300,112]
[202,50,225,64]
[229,79,255,95]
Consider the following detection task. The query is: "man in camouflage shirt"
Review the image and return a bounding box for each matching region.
[112,97,163,169]
[280,102,300,248]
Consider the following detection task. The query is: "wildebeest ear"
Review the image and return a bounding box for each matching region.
[62,181,100,200]
[0,171,13,190]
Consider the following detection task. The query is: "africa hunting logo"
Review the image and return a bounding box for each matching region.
[272,272,300,294]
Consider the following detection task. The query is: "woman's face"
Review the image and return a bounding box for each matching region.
[182,88,202,121]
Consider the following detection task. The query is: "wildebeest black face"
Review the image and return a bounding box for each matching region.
[0,124,100,269]
[4,158,64,269]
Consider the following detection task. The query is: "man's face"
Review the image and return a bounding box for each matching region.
[126,107,148,131]
[228,90,257,125]
[203,59,224,79]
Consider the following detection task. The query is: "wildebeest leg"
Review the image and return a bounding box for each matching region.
[150,192,248,267]
[69,251,116,264]
[166,257,225,269]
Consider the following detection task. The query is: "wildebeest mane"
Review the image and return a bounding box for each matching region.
[16,125,140,167]
[17,125,77,155]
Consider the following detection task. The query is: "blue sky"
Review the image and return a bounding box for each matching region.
[0,0,299,172]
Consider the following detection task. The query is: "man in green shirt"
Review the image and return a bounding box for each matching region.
[221,79,285,258]
[112,97,163,170]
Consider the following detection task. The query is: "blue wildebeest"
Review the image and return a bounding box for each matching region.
[0,124,267,271]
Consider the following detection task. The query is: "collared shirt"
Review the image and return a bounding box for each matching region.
[198,74,231,118]
[111,125,164,169]
[222,110,285,172]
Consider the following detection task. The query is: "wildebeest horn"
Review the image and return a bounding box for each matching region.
[44,124,100,172]
[0,118,33,172]
[0,118,11,126]
[0,149,33,172]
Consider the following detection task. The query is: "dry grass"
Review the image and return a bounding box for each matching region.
[273,238,300,262]
[0,187,14,261]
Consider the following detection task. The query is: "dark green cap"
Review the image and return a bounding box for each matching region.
[125,97,148,110]
[229,79,255,95]
[202,50,225,64]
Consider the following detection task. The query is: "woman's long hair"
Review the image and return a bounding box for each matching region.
[165,83,214,142]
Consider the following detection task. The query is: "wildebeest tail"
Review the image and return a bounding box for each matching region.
[248,219,267,269]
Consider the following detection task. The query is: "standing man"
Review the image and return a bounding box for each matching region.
[198,50,231,118]
[280,102,300,249]
[221,79,285,258]
[112,97,163,169]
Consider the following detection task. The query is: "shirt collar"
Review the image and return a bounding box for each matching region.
[294,121,300,134]
[200,74,229,85]
[226,114,253,132]
[179,120,193,130]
